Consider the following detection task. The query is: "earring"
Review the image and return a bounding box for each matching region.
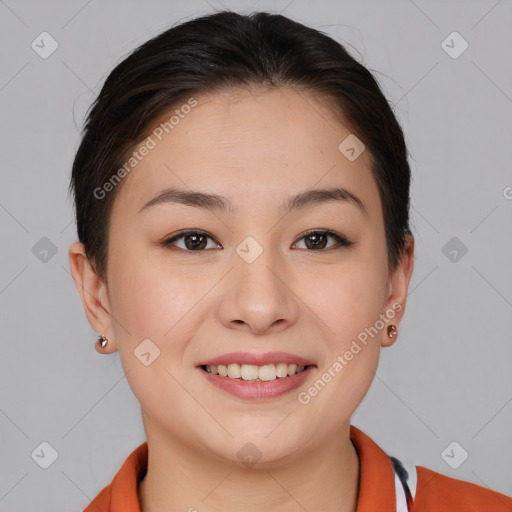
[387,324,397,338]
[97,334,109,348]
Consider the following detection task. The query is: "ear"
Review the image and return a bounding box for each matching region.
[68,241,116,353]
[380,235,415,348]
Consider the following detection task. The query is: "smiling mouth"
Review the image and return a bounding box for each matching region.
[200,363,310,381]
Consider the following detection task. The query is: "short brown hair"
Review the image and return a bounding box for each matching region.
[69,10,413,281]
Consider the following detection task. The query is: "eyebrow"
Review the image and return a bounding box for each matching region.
[138,186,368,218]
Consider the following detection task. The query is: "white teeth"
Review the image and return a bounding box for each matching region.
[259,364,276,381]
[205,363,308,381]
[276,363,288,378]
[241,364,259,381]
[227,364,241,379]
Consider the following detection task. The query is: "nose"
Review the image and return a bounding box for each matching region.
[216,244,300,335]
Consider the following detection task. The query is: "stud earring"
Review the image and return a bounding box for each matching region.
[97,334,109,348]
[387,324,397,338]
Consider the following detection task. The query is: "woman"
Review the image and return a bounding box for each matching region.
[68,10,512,512]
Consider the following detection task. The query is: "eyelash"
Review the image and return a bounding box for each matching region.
[161,229,355,253]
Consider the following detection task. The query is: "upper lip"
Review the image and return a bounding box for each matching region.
[197,351,315,367]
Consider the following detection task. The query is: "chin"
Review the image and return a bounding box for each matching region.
[209,426,306,467]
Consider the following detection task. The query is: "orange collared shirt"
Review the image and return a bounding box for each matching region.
[83,426,512,512]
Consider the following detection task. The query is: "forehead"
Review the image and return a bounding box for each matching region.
[111,86,381,220]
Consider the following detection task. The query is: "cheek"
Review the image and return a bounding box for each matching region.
[294,267,384,430]
[107,255,209,424]
[107,250,176,344]
[294,257,387,349]
[296,248,388,420]
[108,248,215,364]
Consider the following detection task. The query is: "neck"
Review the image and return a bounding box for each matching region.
[138,419,360,512]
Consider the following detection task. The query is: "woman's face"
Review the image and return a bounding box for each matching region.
[83,87,413,464]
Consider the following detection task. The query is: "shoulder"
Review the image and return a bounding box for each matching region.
[83,484,112,511]
[82,441,148,511]
[411,465,512,511]
[349,425,512,512]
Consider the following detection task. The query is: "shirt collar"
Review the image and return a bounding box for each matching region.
[88,425,396,512]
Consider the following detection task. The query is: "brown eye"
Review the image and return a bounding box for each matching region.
[162,230,221,252]
[162,229,354,253]
[293,230,354,251]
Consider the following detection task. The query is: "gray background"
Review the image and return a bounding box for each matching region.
[1,0,511,510]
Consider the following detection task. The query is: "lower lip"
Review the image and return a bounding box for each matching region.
[198,366,315,400]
